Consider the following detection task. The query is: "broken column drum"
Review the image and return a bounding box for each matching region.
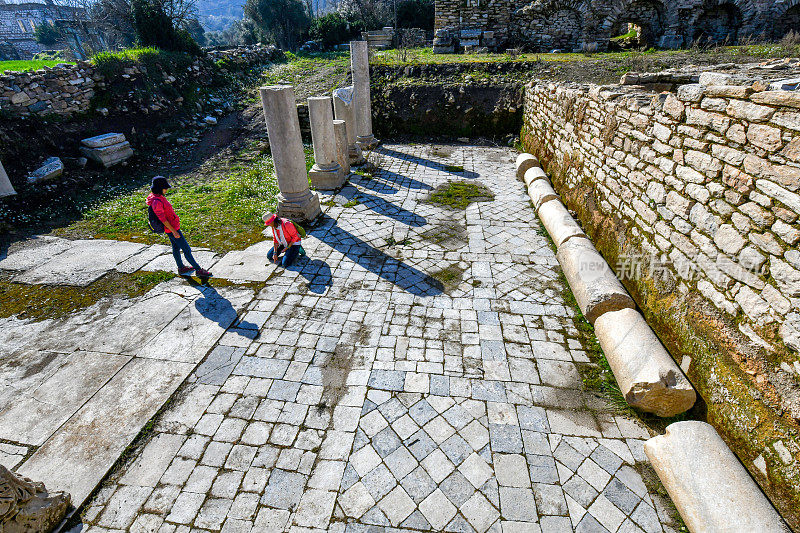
[333,119,351,176]
[332,86,365,165]
[0,159,16,197]
[308,96,345,191]
[259,85,321,222]
[350,40,379,150]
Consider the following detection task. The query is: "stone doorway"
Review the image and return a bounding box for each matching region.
[693,2,743,45]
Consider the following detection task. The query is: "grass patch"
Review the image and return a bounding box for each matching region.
[431,263,465,292]
[444,165,465,173]
[0,59,72,73]
[343,199,360,208]
[428,181,494,210]
[0,270,174,322]
[92,47,194,81]
[259,51,350,103]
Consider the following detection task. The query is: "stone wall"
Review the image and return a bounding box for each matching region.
[522,72,800,527]
[435,0,800,51]
[0,45,278,119]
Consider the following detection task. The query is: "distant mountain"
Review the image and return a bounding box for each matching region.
[196,0,245,32]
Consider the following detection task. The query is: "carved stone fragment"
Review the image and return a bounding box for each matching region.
[0,466,70,533]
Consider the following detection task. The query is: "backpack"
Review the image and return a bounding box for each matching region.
[148,204,165,234]
[291,221,307,239]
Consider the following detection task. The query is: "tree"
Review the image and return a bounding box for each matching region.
[184,17,206,45]
[396,0,433,30]
[34,22,62,46]
[244,0,310,50]
[130,0,202,53]
[309,12,359,48]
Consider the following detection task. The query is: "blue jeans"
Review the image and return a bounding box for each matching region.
[168,230,201,270]
[268,244,299,267]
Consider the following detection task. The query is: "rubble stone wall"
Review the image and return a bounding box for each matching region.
[522,77,800,528]
[0,45,277,119]
[436,0,800,51]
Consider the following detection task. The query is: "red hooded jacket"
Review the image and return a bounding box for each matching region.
[146,193,180,234]
[266,216,301,249]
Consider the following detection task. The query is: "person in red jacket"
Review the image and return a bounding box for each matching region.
[263,213,303,267]
[146,176,213,278]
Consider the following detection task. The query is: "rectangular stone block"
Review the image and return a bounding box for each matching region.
[80,141,134,168]
[81,133,126,148]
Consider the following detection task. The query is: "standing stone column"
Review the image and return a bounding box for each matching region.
[333,86,365,165]
[0,159,17,198]
[350,40,379,150]
[308,96,344,190]
[259,85,320,222]
[333,119,350,176]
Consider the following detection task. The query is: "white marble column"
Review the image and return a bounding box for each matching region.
[350,40,379,150]
[333,86,364,165]
[259,85,320,222]
[333,119,350,177]
[0,159,16,198]
[308,96,344,191]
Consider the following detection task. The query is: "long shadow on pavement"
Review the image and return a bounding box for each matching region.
[376,146,480,180]
[186,279,259,338]
[337,185,426,228]
[291,257,333,294]
[311,214,443,297]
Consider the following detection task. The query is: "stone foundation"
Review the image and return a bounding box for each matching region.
[523,72,800,528]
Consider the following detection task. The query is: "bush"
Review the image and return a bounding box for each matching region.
[309,12,360,49]
[92,47,192,79]
[396,0,433,30]
[131,0,201,55]
[34,22,61,46]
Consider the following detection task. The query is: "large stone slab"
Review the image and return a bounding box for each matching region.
[211,241,272,282]
[17,357,195,508]
[27,157,63,184]
[115,244,171,274]
[556,237,635,324]
[0,351,130,445]
[644,421,791,532]
[0,236,71,271]
[515,153,540,180]
[537,199,587,247]
[80,142,134,168]
[14,239,145,286]
[0,159,16,197]
[137,285,253,363]
[81,133,126,148]
[594,308,695,417]
[141,248,220,274]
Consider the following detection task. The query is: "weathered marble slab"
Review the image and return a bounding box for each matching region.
[141,249,220,274]
[0,236,71,271]
[14,239,145,286]
[0,351,129,446]
[81,133,126,148]
[17,357,195,507]
[115,244,171,274]
[137,286,253,362]
[211,241,272,282]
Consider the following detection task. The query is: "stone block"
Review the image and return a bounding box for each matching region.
[537,199,587,248]
[515,153,540,180]
[555,238,635,324]
[0,159,16,198]
[527,179,558,210]
[0,466,71,533]
[27,157,63,184]
[594,309,696,417]
[523,166,548,187]
[81,133,126,148]
[80,141,134,168]
[644,422,790,533]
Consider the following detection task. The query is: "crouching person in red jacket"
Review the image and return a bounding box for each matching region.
[147,176,213,278]
[263,213,304,268]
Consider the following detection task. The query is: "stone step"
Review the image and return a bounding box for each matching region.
[645,421,790,532]
[594,308,696,417]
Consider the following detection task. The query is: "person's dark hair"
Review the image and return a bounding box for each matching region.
[151,176,171,194]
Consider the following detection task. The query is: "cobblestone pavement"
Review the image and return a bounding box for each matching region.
[75,144,677,533]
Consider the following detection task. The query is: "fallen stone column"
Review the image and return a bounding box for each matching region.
[350,40,379,150]
[333,86,365,165]
[0,160,16,197]
[523,166,548,187]
[594,308,696,416]
[308,96,344,191]
[260,85,321,222]
[527,179,558,210]
[556,237,635,324]
[645,421,791,532]
[537,199,587,247]
[333,119,351,177]
[515,153,540,180]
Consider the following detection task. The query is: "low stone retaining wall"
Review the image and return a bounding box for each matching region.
[522,75,800,528]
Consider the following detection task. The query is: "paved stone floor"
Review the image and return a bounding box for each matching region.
[2,144,678,532]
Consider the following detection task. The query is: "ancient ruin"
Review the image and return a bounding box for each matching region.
[434,0,800,52]
[0,465,70,533]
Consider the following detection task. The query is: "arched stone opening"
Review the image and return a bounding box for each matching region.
[607,0,665,49]
[775,4,800,40]
[693,2,743,45]
[548,8,583,51]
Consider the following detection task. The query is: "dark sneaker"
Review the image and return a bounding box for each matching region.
[178,266,195,276]
[196,269,214,278]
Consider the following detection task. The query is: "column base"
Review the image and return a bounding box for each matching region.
[349,144,366,166]
[309,163,346,191]
[277,190,321,224]
[356,134,379,151]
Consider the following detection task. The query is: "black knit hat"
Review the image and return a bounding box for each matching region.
[151,176,171,193]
